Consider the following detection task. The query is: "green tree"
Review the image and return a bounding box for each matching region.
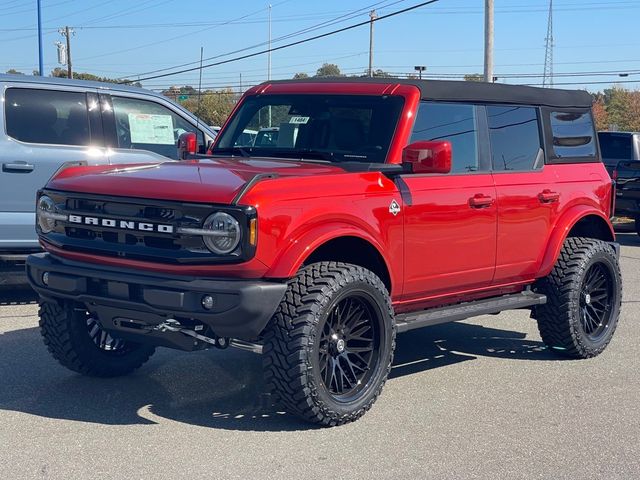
[50,68,142,87]
[464,73,483,82]
[6,69,24,75]
[605,86,632,131]
[181,89,237,126]
[315,63,343,77]
[293,72,309,79]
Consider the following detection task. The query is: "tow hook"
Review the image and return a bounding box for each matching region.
[154,319,263,354]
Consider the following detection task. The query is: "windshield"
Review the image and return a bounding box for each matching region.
[598,133,633,164]
[214,94,404,163]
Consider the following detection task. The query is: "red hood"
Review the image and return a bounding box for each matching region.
[47,158,345,204]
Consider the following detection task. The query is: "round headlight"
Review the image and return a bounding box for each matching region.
[37,195,57,233]
[202,212,241,254]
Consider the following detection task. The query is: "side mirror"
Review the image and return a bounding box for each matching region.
[402,141,452,174]
[177,132,197,160]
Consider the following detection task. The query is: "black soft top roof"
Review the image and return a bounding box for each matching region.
[265,77,593,109]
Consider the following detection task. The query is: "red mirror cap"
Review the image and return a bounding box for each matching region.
[402,141,452,174]
[177,132,198,159]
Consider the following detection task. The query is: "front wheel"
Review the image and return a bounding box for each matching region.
[263,262,396,426]
[39,301,156,377]
[532,237,622,358]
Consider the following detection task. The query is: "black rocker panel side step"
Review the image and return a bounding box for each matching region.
[395,291,547,333]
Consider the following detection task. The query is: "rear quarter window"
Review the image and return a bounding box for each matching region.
[550,111,596,158]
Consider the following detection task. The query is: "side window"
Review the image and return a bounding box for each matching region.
[487,106,541,171]
[110,96,203,159]
[410,102,480,173]
[550,111,596,158]
[5,88,90,146]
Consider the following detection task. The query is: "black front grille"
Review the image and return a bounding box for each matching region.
[40,190,253,264]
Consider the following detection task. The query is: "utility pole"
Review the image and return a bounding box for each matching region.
[368,10,377,77]
[268,4,272,81]
[37,0,44,76]
[59,26,74,79]
[267,3,272,127]
[483,0,494,83]
[543,0,554,88]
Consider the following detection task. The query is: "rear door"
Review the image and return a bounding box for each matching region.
[0,85,104,250]
[401,102,497,301]
[100,93,211,163]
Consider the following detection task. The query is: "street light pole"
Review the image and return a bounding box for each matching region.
[37,0,44,76]
[268,4,272,127]
[483,0,494,82]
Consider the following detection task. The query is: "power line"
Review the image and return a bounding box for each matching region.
[121,0,441,84]
[117,0,404,80]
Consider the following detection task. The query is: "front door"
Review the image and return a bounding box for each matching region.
[401,102,497,302]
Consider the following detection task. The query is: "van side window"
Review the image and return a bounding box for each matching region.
[110,96,203,159]
[410,102,480,173]
[550,111,596,158]
[5,88,90,146]
[487,106,542,171]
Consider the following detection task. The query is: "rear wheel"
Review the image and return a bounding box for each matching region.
[263,262,395,426]
[39,301,155,377]
[532,237,622,358]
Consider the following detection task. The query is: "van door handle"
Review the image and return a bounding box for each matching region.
[468,194,494,208]
[538,189,559,203]
[2,162,34,173]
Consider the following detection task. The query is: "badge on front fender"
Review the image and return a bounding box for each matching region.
[389,199,401,216]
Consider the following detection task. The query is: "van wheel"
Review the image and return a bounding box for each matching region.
[532,237,622,358]
[39,301,156,377]
[262,262,396,426]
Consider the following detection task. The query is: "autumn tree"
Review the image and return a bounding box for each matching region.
[591,95,609,131]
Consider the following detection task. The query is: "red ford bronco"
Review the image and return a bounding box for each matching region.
[28,79,622,426]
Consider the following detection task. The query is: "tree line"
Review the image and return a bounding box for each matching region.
[5,66,639,131]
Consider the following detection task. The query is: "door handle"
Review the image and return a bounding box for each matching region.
[538,189,559,203]
[468,194,494,208]
[2,162,34,173]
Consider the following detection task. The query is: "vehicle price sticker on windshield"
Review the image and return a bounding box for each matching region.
[289,116,310,124]
[128,113,175,145]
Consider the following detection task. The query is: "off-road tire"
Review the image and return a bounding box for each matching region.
[532,237,622,358]
[39,300,156,377]
[263,262,396,426]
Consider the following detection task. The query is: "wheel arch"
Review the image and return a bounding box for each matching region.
[266,225,395,296]
[539,207,615,278]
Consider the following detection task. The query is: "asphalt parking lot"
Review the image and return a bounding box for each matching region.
[1,233,639,480]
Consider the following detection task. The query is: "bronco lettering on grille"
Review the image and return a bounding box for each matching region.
[67,215,174,234]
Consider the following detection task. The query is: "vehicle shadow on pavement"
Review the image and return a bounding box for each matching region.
[0,319,559,432]
[391,321,559,379]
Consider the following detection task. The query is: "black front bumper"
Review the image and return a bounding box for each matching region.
[27,253,287,344]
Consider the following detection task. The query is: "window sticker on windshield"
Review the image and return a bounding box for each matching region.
[128,113,175,145]
[289,116,310,124]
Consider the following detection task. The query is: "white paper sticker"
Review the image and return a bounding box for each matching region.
[289,116,310,124]
[128,113,175,145]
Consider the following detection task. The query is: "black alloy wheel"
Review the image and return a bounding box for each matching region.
[579,263,614,341]
[318,294,381,400]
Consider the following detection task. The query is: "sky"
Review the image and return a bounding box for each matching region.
[0,0,639,93]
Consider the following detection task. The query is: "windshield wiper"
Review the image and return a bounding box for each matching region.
[211,147,251,158]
